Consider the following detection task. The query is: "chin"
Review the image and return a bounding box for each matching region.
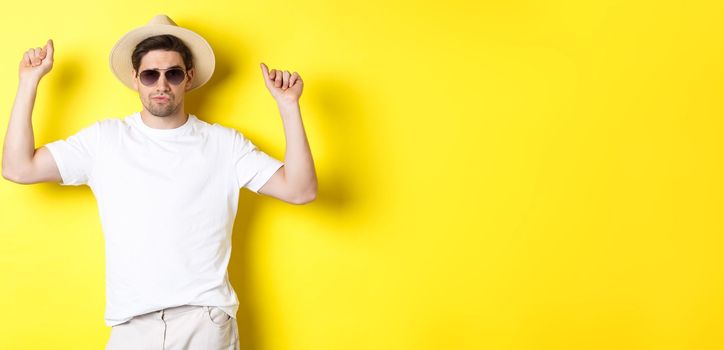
[145,102,177,117]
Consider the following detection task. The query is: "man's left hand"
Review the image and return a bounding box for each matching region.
[260,62,303,104]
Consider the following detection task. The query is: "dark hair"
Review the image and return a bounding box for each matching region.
[131,34,193,74]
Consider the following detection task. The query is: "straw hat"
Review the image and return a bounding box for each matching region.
[109,14,215,91]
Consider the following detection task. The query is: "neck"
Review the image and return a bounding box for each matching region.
[139,108,189,129]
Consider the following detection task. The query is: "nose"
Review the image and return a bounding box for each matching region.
[155,74,171,91]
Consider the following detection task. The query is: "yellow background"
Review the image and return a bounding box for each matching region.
[1,0,723,349]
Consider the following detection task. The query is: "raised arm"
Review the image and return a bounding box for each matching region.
[256,63,317,204]
[2,39,62,185]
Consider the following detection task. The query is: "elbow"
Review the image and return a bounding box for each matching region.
[291,186,317,205]
[3,168,28,184]
[2,164,33,185]
[2,165,19,183]
[304,190,318,204]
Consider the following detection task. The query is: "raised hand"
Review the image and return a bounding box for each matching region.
[19,39,54,83]
[260,62,303,104]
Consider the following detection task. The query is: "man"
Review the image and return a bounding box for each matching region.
[2,14,317,350]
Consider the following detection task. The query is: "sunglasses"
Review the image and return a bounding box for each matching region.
[137,67,188,86]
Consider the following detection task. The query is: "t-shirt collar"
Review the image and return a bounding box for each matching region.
[132,112,195,137]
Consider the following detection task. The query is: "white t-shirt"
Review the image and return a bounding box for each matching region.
[44,112,284,327]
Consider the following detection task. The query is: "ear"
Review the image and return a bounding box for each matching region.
[131,69,139,91]
[185,68,195,91]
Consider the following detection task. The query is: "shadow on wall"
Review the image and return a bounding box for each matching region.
[307,76,375,212]
[223,74,377,349]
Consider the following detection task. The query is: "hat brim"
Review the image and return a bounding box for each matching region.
[109,24,215,92]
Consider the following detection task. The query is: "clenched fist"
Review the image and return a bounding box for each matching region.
[260,62,303,104]
[19,39,54,83]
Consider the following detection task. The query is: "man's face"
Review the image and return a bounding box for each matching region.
[132,49,195,117]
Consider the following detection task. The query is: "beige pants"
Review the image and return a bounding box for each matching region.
[105,305,239,350]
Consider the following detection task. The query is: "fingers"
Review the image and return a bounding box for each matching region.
[272,70,291,89]
[22,52,31,67]
[32,48,42,65]
[281,70,291,89]
[273,69,283,88]
[26,43,50,67]
[261,62,303,91]
[289,72,301,87]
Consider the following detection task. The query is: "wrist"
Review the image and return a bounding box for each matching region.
[18,76,40,89]
[276,99,299,109]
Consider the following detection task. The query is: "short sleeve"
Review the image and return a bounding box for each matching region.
[44,122,100,186]
[232,130,284,193]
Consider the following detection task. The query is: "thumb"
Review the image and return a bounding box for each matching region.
[260,62,273,87]
[45,39,54,60]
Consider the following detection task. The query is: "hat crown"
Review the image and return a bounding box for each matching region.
[147,14,177,26]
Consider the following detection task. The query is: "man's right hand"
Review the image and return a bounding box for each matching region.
[19,39,54,83]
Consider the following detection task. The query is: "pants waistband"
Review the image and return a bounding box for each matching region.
[135,305,208,320]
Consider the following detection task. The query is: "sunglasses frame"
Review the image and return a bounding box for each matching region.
[137,67,189,87]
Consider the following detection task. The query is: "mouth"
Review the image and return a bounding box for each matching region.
[151,96,170,103]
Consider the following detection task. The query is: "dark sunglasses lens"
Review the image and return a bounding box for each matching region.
[139,70,160,86]
[165,69,186,85]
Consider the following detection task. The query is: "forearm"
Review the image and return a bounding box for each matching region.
[277,101,317,199]
[2,79,40,177]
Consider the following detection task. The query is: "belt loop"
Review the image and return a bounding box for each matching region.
[159,308,165,320]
